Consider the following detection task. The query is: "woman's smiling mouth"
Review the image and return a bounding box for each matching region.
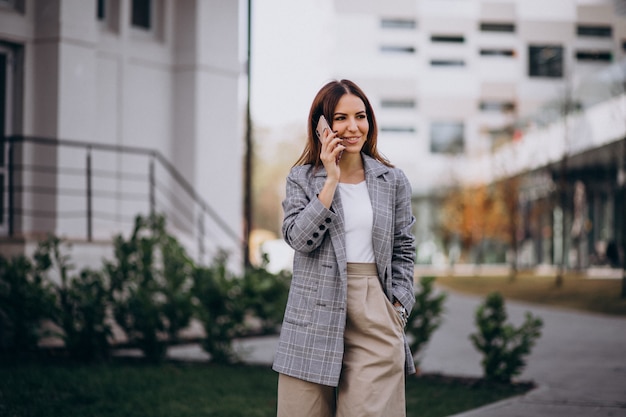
[341,136,361,144]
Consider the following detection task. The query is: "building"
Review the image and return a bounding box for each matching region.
[331,0,626,270]
[0,0,248,268]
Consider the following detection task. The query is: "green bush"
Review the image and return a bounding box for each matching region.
[106,215,194,362]
[191,252,247,363]
[470,292,543,383]
[1,214,292,365]
[0,250,56,353]
[36,236,112,361]
[240,254,290,335]
[406,276,447,369]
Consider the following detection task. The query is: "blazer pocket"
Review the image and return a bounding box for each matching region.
[284,283,316,326]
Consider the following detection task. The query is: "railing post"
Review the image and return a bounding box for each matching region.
[198,213,205,265]
[86,146,92,241]
[7,139,14,237]
[149,155,155,217]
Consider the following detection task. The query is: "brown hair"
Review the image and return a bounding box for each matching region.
[293,79,393,168]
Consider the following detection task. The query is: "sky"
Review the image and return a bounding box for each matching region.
[250,0,335,130]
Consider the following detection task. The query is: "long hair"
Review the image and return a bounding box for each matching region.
[293,79,393,168]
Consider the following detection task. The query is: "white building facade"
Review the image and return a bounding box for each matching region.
[331,0,626,269]
[0,0,248,267]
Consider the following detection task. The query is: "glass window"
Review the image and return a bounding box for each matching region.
[381,18,416,30]
[480,22,515,32]
[0,0,24,12]
[380,126,416,133]
[431,35,465,43]
[97,0,105,20]
[577,25,612,38]
[380,45,416,54]
[480,49,515,57]
[131,0,151,30]
[430,59,465,67]
[430,122,464,154]
[528,45,563,78]
[381,99,415,109]
[575,50,612,62]
[479,100,515,113]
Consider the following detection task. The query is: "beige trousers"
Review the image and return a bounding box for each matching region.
[277,263,406,417]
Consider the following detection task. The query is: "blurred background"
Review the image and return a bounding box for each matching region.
[0,0,624,280]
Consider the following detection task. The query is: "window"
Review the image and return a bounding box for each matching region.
[430,122,464,154]
[380,126,416,133]
[431,35,465,43]
[97,0,105,20]
[479,100,515,113]
[480,49,515,57]
[480,22,515,33]
[577,25,612,38]
[575,50,612,62]
[380,45,416,54]
[431,59,465,67]
[0,0,24,12]
[381,18,416,29]
[528,45,563,78]
[131,0,151,30]
[381,99,415,109]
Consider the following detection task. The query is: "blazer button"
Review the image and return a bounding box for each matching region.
[319,225,326,231]
[325,217,332,223]
[306,239,313,245]
[313,232,319,238]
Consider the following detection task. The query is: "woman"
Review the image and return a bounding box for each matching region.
[273,79,416,417]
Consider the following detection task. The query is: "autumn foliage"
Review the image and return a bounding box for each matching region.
[440,178,521,263]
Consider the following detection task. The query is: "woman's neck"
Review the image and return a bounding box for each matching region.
[339,153,365,184]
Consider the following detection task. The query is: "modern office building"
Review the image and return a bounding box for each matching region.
[331,0,626,270]
[0,0,248,268]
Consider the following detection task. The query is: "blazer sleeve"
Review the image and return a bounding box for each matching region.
[282,166,339,253]
[391,169,416,313]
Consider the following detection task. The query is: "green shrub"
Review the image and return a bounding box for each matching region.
[106,214,194,362]
[406,276,447,368]
[36,236,112,361]
[0,214,292,365]
[0,251,56,353]
[240,254,290,335]
[191,251,247,363]
[470,292,543,383]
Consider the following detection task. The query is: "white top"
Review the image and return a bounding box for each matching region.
[338,181,375,263]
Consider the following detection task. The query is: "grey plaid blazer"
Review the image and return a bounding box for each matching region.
[272,154,416,387]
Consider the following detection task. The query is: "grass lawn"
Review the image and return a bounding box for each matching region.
[434,272,626,316]
[0,358,531,417]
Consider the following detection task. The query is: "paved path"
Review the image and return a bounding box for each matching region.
[421,290,626,416]
[166,289,626,416]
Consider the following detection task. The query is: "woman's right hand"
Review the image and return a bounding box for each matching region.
[319,129,345,181]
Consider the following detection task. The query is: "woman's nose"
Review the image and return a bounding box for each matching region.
[348,118,358,131]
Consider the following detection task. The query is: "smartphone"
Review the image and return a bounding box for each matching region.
[316,115,343,162]
[315,115,332,141]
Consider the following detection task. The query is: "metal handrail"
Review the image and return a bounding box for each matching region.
[2,135,243,264]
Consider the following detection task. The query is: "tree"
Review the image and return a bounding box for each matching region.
[440,183,510,267]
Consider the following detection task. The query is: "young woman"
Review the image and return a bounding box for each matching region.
[273,79,416,417]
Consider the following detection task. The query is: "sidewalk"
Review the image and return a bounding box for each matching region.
[423,291,626,417]
[165,290,626,417]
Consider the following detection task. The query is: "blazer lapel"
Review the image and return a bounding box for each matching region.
[363,156,393,279]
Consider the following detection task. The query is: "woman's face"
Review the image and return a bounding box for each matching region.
[331,93,369,155]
